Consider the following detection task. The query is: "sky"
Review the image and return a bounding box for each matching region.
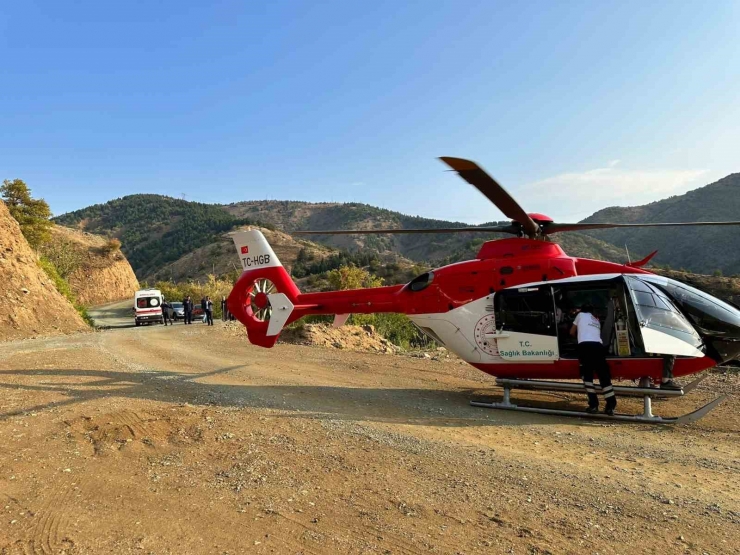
[1,0,739,224]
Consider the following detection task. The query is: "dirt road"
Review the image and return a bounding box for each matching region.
[0,321,737,554]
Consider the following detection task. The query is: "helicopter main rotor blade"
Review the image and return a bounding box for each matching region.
[293,225,519,236]
[439,157,540,237]
[543,221,740,234]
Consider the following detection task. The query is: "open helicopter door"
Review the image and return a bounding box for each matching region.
[492,285,559,362]
[623,276,705,357]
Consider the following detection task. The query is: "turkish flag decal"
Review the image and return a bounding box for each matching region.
[241,246,249,254]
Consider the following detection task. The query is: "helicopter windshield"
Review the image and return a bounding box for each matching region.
[623,276,703,348]
[640,275,740,338]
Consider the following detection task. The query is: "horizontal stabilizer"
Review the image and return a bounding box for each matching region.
[266,293,295,336]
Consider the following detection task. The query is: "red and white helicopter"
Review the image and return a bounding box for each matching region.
[227,157,740,423]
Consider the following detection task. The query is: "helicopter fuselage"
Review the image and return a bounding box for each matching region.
[228,234,740,383]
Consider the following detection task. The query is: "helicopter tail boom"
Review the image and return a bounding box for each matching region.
[227,230,407,347]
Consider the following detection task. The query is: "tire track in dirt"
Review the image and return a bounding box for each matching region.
[24,480,76,555]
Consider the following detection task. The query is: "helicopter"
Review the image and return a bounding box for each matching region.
[226,157,740,424]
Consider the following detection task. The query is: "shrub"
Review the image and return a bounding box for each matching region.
[326,265,383,291]
[40,238,83,279]
[350,313,435,350]
[102,238,122,255]
[38,257,94,326]
[154,275,234,318]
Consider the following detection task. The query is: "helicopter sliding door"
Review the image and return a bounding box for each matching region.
[494,286,559,361]
[624,276,704,357]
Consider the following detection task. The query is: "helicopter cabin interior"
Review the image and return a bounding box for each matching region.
[494,275,704,360]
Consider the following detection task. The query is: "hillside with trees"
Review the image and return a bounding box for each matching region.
[54,195,265,278]
[55,195,631,279]
[581,173,740,275]
[53,171,740,282]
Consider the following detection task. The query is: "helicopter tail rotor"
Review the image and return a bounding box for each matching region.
[227,230,301,347]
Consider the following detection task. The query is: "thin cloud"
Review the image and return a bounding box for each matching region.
[518,164,709,220]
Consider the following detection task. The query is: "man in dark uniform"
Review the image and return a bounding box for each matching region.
[221,296,227,321]
[205,296,214,326]
[162,300,173,325]
[571,303,617,415]
[183,296,193,324]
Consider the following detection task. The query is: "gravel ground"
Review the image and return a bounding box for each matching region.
[0,320,738,554]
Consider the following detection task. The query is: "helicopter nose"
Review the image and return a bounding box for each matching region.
[695,303,740,363]
[653,277,740,363]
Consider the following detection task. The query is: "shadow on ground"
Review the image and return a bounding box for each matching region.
[0,367,593,428]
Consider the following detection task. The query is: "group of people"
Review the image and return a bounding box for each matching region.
[571,304,680,416]
[161,295,234,326]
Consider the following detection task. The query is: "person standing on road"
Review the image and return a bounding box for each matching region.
[205,296,214,326]
[571,304,617,415]
[162,300,173,326]
[221,296,227,321]
[183,296,193,324]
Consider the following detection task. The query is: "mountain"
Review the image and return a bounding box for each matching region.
[55,195,627,280]
[54,195,261,279]
[149,226,334,283]
[224,201,626,263]
[581,173,740,275]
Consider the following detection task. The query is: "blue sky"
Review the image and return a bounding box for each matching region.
[1,1,739,223]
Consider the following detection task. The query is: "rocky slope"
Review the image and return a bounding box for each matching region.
[0,201,88,341]
[45,226,140,306]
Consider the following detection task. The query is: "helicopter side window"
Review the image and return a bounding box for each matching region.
[495,286,556,337]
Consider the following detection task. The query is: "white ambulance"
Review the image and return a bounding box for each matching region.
[133,289,165,326]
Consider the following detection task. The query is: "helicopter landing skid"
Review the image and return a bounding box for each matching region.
[471,376,726,425]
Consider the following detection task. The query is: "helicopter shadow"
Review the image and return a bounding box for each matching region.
[0,366,588,428]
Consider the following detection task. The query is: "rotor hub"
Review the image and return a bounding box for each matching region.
[253,291,269,310]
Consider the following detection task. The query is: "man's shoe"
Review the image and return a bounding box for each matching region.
[660,380,682,390]
[605,399,617,416]
[586,406,599,414]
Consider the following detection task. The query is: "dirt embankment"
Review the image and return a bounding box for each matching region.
[0,201,88,341]
[46,225,139,306]
[224,321,399,354]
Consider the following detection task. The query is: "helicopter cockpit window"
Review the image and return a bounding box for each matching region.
[408,271,434,292]
[495,286,556,337]
[624,276,702,347]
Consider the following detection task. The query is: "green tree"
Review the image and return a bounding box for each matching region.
[1,179,52,248]
[326,265,384,291]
